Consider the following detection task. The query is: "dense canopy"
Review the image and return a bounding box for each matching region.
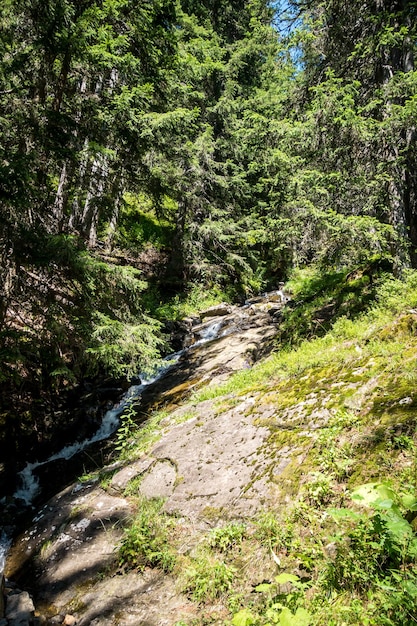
[0,0,416,450]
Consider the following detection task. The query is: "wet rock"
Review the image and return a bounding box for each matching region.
[182,315,201,328]
[4,290,293,624]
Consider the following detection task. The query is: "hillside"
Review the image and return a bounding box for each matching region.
[4,268,417,625]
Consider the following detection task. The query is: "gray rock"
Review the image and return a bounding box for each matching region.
[3,291,292,625]
[5,591,34,623]
[200,303,233,319]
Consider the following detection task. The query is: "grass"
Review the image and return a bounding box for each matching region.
[119,496,176,573]
[153,282,234,322]
[191,268,417,407]
[111,266,417,625]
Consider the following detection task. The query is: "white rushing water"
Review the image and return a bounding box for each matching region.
[12,361,180,505]
[12,321,223,506]
[194,320,224,344]
[0,532,11,573]
[1,295,289,576]
[0,319,228,568]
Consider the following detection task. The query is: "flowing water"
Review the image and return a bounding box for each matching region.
[0,320,226,567]
[0,292,288,578]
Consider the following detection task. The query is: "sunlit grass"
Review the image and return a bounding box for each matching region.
[192,269,417,406]
[111,268,417,625]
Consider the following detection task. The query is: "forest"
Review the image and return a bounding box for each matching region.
[2,1,417,624]
[0,0,416,469]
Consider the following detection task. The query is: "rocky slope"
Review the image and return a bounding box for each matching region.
[3,293,285,624]
[4,275,417,625]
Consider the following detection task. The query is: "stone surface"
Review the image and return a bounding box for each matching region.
[5,590,34,623]
[199,303,233,319]
[5,295,290,625]
[0,574,4,618]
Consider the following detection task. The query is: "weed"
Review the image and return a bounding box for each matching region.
[115,403,138,457]
[255,511,293,552]
[207,523,247,553]
[304,472,334,507]
[232,573,312,625]
[182,554,236,602]
[123,474,144,497]
[40,539,52,557]
[119,497,176,572]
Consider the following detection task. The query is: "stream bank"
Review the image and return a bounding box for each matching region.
[2,291,288,625]
[4,270,417,625]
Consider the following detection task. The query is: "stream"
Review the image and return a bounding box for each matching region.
[0,290,287,589]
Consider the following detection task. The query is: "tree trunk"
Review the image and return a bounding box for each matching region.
[105,180,124,252]
[53,162,68,231]
[377,0,416,267]
[81,155,107,247]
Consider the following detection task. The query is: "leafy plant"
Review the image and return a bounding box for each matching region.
[207,523,247,553]
[182,555,236,602]
[232,574,312,626]
[115,402,139,456]
[119,497,176,573]
[304,471,334,507]
[325,482,417,593]
[255,511,293,552]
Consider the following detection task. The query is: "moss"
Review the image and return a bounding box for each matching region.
[201,506,225,522]
[378,313,417,341]
[123,474,144,497]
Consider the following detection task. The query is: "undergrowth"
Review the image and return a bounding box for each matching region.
[116,267,417,625]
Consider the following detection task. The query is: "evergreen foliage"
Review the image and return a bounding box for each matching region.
[1,0,416,466]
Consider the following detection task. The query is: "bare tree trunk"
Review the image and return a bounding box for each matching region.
[378,0,416,268]
[53,162,68,231]
[105,179,124,252]
[82,155,108,247]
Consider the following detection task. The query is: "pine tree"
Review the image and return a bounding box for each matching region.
[289,0,417,268]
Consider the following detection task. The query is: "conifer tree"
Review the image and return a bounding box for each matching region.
[289,0,417,268]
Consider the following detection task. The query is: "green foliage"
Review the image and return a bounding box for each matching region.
[85,312,164,379]
[115,193,174,252]
[255,511,293,553]
[232,573,312,626]
[207,523,247,553]
[114,403,138,457]
[276,260,390,346]
[119,497,176,573]
[292,0,417,268]
[182,554,236,602]
[152,283,233,321]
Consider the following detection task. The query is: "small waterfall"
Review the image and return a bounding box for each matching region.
[11,345,203,506]
[194,320,224,345]
[0,532,11,573]
[2,293,284,571]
